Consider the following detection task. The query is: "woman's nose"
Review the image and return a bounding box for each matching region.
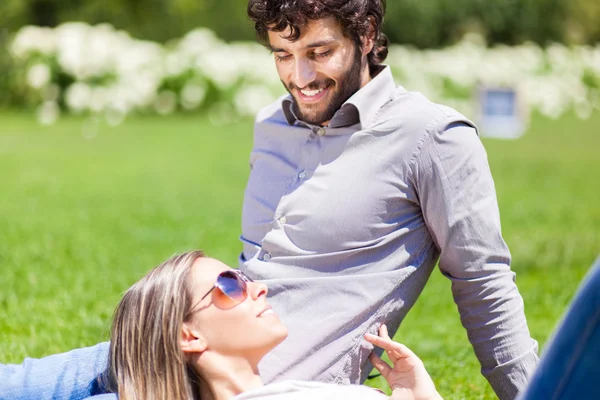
[249,281,268,300]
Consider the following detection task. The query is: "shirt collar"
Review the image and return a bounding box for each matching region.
[282,65,396,130]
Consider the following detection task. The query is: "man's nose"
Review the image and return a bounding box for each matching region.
[294,58,316,89]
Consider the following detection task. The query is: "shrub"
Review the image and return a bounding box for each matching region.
[7,23,600,124]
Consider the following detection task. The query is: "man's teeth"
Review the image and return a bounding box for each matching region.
[300,88,324,97]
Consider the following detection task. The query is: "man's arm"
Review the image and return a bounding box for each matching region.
[0,342,110,400]
[413,121,538,400]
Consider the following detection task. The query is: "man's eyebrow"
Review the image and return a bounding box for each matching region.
[269,39,337,53]
[305,39,336,49]
[269,45,287,53]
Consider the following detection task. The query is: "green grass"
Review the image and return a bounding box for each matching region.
[1,110,599,399]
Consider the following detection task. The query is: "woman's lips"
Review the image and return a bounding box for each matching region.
[257,305,275,317]
[259,309,276,318]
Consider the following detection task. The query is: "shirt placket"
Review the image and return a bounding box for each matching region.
[259,125,326,262]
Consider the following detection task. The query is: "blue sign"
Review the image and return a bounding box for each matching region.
[477,86,527,139]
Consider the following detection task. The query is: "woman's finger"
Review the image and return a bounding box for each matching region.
[365,333,419,361]
[365,333,403,364]
[378,325,398,359]
[389,342,419,360]
[379,324,390,340]
[365,333,404,353]
[369,352,392,378]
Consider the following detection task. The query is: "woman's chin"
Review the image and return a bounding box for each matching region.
[276,325,289,344]
[256,325,288,358]
[268,325,289,352]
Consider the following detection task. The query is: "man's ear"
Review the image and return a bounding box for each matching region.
[362,16,377,55]
[181,323,207,354]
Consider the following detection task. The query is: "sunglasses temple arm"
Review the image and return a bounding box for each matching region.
[200,287,215,302]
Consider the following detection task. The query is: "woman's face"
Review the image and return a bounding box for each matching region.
[184,257,288,360]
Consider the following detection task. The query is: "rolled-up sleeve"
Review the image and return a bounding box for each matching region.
[0,342,110,400]
[412,121,539,399]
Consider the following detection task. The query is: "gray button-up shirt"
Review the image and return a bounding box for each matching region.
[239,66,538,400]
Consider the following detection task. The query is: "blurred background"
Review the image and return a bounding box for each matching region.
[2,0,600,45]
[1,1,599,399]
[1,0,600,122]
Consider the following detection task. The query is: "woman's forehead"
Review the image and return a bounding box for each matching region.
[190,257,231,288]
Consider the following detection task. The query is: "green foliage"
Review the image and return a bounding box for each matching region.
[384,0,568,48]
[0,0,598,48]
[566,0,600,44]
[0,30,19,108]
[1,110,599,399]
[0,0,254,43]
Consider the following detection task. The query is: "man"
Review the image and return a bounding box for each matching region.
[239,1,538,398]
[1,1,538,399]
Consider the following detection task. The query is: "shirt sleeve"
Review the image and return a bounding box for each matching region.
[411,121,539,400]
[0,342,110,400]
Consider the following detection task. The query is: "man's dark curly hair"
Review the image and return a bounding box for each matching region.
[247,0,389,72]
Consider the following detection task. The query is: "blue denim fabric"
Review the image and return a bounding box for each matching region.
[519,256,600,400]
[0,342,110,400]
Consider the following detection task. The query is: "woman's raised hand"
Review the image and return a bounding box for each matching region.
[364,325,443,400]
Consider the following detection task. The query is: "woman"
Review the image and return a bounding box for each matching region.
[100,250,442,400]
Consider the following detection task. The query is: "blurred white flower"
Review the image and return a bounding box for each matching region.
[89,87,110,113]
[10,26,56,59]
[27,63,52,89]
[180,83,207,110]
[55,22,92,80]
[165,53,188,77]
[107,85,136,114]
[9,23,600,123]
[115,40,164,77]
[54,22,131,80]
[196,46,241,89]
[65,82,93,113]
[37,101,60,125]
[178,28,220,56]
[234,84,278,116]
[125,72,162,108]
[154,90,177,115]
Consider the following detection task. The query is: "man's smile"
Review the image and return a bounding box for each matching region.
[296,86,330,103]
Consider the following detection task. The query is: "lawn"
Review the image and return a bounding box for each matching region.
[1,110,599,399]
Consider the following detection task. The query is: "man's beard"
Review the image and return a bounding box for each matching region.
[284,46,364,126]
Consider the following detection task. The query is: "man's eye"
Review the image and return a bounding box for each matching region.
[314,50,332,59]
[275,54,291,62]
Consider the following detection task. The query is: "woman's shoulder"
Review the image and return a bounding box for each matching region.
[233,380,388,399]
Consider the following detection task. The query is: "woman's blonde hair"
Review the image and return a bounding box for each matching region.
[104,250,205,400]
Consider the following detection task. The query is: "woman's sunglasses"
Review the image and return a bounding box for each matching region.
[198,270,254,310]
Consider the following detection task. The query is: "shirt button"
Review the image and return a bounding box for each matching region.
[262,253,271,262]
[298,171,306,179]
[316,127,326,136]
[278,216,287,224]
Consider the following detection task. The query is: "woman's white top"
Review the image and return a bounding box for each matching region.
[233,380,388,399]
